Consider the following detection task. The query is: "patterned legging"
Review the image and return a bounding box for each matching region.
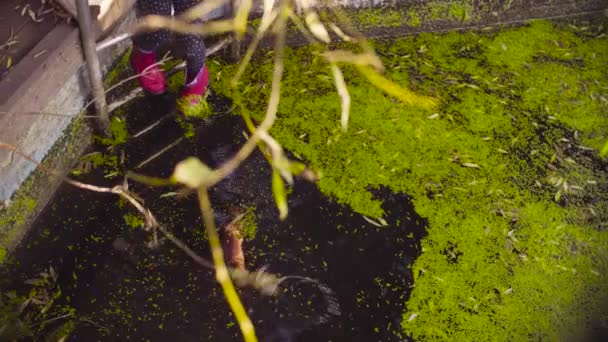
[133,0,206,84]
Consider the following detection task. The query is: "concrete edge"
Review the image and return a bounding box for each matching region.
[269,1,608,47]
[0,19,132,260]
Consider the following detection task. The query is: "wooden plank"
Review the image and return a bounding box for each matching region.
[0,23,81,106]
[0,0,60,80]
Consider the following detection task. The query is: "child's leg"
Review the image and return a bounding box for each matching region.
[132,0,172,52]
[173,0,207,85]
[130,0,172,95]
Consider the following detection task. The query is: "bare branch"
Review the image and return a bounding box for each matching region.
[330,63,350,132]
[204,4,289,188]
[233,0,254,37]
[181,0,231,22]
[135,15,235,36]
[0,111,99,119]
[96,32,131,52]
[156,225,215,269]
[231,8,280,85]
[135,136,185,169]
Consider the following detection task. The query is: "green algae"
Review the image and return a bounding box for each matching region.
[98,116,129,146]
[340,1,475,30]
[0,190,38,260]
[0,198,37,236]
[77,114,129,177]
[103,49,132,88]
[210,19,608,340]
[407,10,422,28]
[239,206,258,241]
[352,8,406,28]
[123,212,145,229]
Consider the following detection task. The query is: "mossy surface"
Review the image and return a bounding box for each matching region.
[0,192,37,262]
[103,50,132,88]
[351,8,407,28]
[0,113,90,261]
[238,206,258,241]
[211,20,608,340]
[347,1,475,29]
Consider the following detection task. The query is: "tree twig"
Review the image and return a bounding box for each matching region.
[203,4,288,188]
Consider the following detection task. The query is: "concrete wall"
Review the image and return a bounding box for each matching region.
[0,20,131,260]
[0,28,128,201]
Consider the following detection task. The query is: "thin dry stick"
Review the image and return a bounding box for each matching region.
[330,63,350,132]
[135,136,184,169]
[96,0,231,52]
[99,54,173,112]
[97,18,231,52]
[28,314,73,328]
[62,179,220,272]
[156,225,215,269]
[1,111,99,118]
[231,5,279,85]
[96,32,131,52]
[107,37,231,113]
[135,15,235,37]
[327,4,377,59]
[287,9,318,44]
[181,0,230,21]
[0,142,212,267]
[108,87,142,112]
[198,187,257,342]
[0,143,61,180]
[233,0,253,37]
[131,113,174,138]
[106,55,172,92]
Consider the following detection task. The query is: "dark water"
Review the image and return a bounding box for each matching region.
[3,91,427,341]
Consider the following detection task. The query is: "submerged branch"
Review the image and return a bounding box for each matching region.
[197,188,258,342]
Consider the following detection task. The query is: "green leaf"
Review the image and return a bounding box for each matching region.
[176,96,212,119]
[554,189,562,202]
[0,247,6,263]
[172,157,212,189]
[272,170,288,220]
[289,161,307,176]
[600,141,608,157]
[356,65,439,110]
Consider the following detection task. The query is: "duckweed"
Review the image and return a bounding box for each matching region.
[211,20,608,340]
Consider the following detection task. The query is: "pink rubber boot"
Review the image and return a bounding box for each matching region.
[129,48,167,95]
[179,65,210,105]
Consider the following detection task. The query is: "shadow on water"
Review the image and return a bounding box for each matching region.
[3,93,427,341]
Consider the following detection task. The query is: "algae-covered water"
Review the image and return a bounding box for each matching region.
[2,18,608,341]
[211,19,608,340]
